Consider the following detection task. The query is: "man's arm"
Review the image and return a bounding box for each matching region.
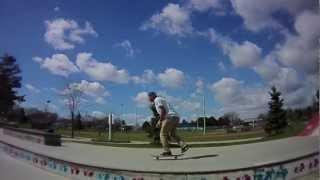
[149,103,159,118]
[158,106,167,121]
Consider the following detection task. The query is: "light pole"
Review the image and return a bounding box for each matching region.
[196,115,199,130]
[108,113,112,142]
[120,104,124,133]
[203,95,206,135]
[135,107,138,128]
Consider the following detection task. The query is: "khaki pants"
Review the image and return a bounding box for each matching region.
[160,116,185,152]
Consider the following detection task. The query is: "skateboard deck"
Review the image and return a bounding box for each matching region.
[151,153,184,160]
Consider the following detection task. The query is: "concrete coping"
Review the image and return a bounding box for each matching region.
[0,140,318,175]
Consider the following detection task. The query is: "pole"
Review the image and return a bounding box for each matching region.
[196,116,199,130]
[203,95,206,135]
[108,113,112,141]
[135,107,138,127]
[253,119,255,128]
[71,111,74,138]
[120,104,124,133]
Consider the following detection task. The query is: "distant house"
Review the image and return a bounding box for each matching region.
[241,118,265,128]
[177,121,199,130]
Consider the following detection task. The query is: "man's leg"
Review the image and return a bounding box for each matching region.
[169,116,190,153]
[169,117,185,147]
[160,120,172,154]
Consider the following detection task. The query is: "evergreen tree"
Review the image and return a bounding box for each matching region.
[0,54,24,117]
[265,86,287,135]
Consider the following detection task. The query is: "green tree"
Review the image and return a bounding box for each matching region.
[265,86,287,135]
[0,54,24,117]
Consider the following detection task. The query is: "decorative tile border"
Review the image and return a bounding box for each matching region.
[0,141,318,180]
[3,127,61,146]
[3,128,45,144]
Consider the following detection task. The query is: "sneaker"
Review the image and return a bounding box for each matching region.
[160,151,172,156]
[181,144,190,153]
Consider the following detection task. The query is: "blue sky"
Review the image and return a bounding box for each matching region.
[0,0,318,124]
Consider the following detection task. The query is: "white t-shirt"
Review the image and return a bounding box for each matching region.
[154,96,179,117]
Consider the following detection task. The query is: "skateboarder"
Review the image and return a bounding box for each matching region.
[148,92,190,156]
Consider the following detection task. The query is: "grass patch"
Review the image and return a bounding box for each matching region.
[59,120,307,148]
[57,128,266,143]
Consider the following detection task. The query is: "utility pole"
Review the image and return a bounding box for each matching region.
[203,95,206,135]
[135,107,138,128]
[196,115,199,130]
[108,113,112,142]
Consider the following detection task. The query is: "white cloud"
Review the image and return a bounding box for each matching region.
[253,54,281,81]
[69,22,97,43]
[158,91,201,112]
[270,67,301,94]
[210,77,269,118]
[206,26,315,110]
[133,91,150,107]
[206,28,262,68]
[69,80,109,97]
[218,61,226,71]
[25,84,40,94]
[95,97,106,104]
[54,7,60,12]
[210,77,244,104]
[76,52,130,84]
[48,103,58,113]
[132,69,156,84]
[141,0,228,37]
[187,0,224,13]
[230,0,316,32]
[32,56,43,63]
[59,80,110,106]
[133,91,201,113]
[141,3,193,36]
[92,111,106,118]
[33,54,79,77]
[158,68,185,88]
[44,18,97,50]
[114,40,139,58]
[195,79,204,94]
[224,41,262,68]
[275,11,320,75]
[177,99,201,112]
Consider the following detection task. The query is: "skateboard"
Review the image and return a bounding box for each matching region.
[151,153,184,160]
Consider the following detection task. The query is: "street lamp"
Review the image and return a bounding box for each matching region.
[120,104,124,133]
[203,95,206,135]
[135,107,138,128]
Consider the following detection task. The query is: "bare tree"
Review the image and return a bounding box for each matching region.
[63,84,83,138]
[222,112,241,126]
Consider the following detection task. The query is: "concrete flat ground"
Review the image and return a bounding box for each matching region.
[0,150,70,180]
[0,128,318,173]
[62,136,264,145]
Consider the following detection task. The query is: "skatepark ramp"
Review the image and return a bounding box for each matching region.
[0,127,319,180]
[299,114,319,136]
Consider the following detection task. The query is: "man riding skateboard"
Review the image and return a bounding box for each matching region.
[148,92,190,156]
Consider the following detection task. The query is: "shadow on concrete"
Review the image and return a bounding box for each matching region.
[154,154,219,161]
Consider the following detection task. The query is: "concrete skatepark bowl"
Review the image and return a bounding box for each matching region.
[0,117,319,180]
